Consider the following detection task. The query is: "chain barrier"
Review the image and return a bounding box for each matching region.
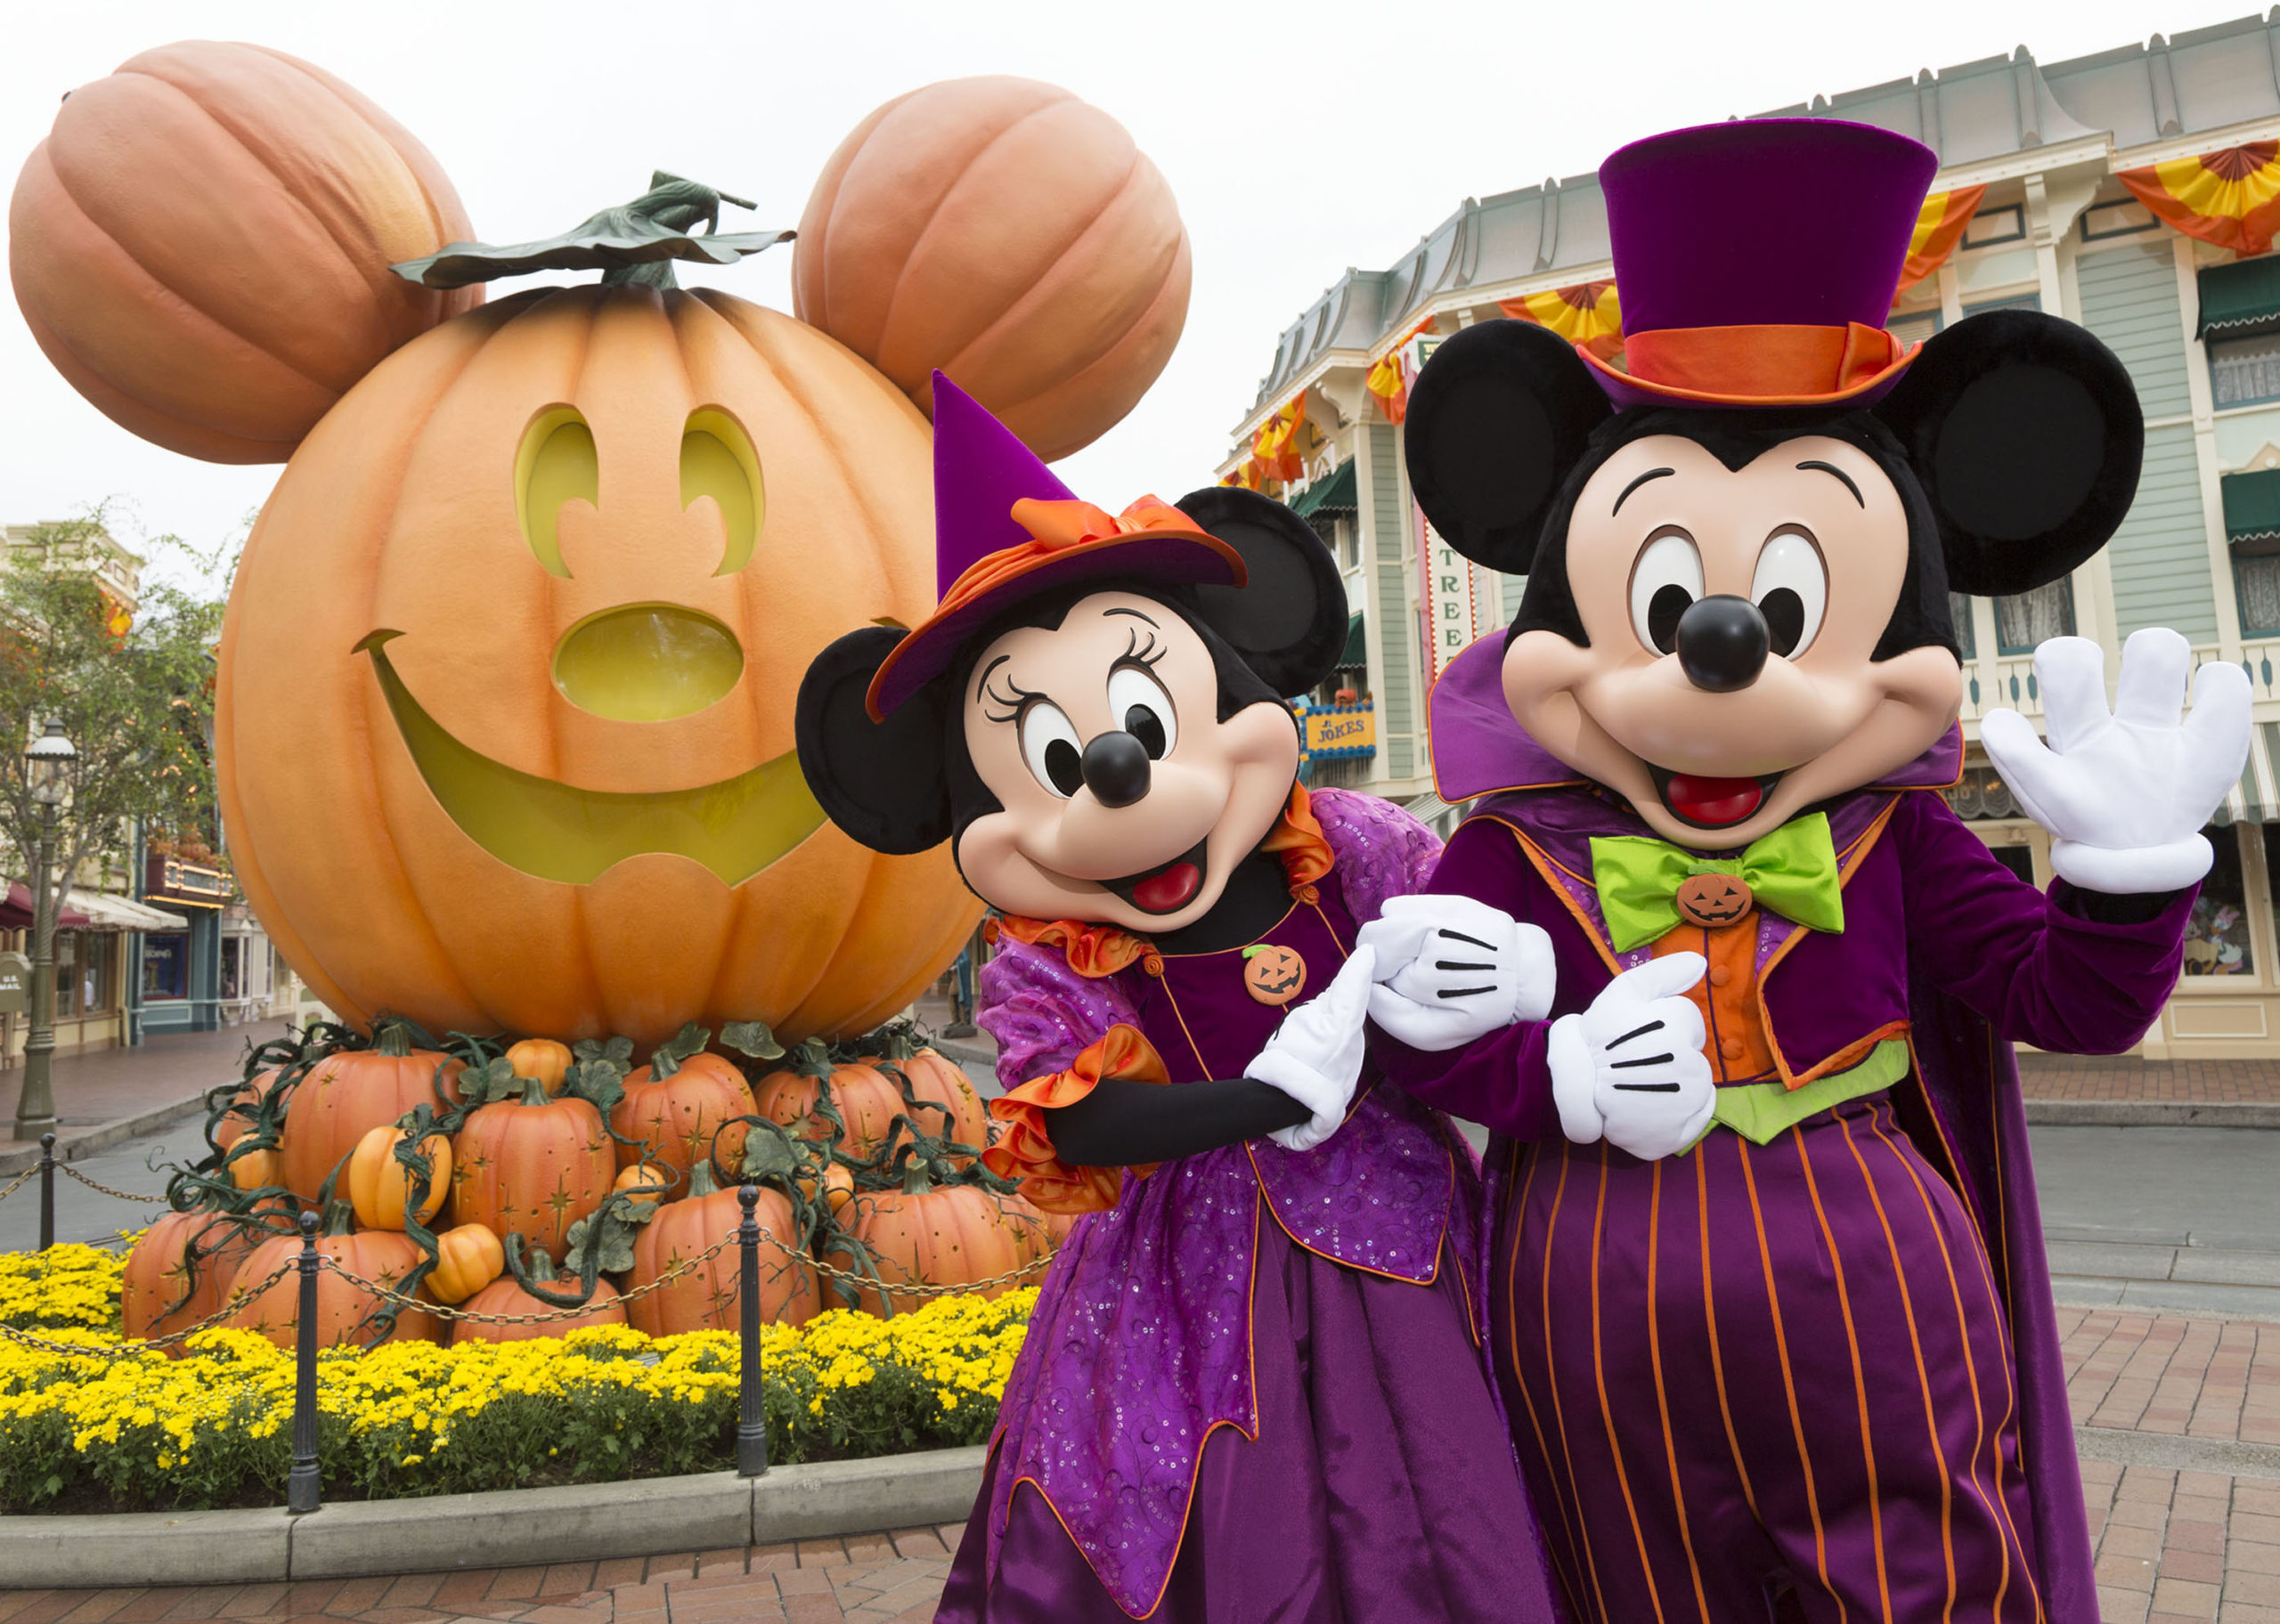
[315,1229,745,1326]
[0,1167,35,1208]
[53,1164,172,1205]
[774,1227,1056,1298]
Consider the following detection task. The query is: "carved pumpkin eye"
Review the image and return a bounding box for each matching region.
[680,407,764,576]
[516,406,598,578]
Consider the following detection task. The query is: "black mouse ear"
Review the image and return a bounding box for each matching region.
[1171,485,1347,695]
[1403,319,1612,574]
[1873,307,2143,597]
[794,627,953,856]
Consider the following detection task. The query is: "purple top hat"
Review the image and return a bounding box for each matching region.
[865,375,1243,719]
[1579,118,1940,409]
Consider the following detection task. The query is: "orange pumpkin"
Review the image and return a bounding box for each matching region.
[615,1163,677,1206]
[214,283,981,1049]
[213,1067,284,1151]
[226,1146,282,1192]
[448,1079,614,1262]
[278,1025,463,1203]
[626,1159,817,1336]
[453,1246,627,1343]
[838,1170,1040,1317]
[223,1206,442,1347]
[122,1206,277,1345]
[346,1124,452,1230]
[794,77,1191,462]
[798,1157,856,1216]
[7,41,478,463]
[753,1052,907,1160]
[611,1051,756,1181]
[427,1221,507,1304]
[506,1038,573,1096]
[864,1044,988,1160]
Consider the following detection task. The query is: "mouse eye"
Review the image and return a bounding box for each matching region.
[1106,665,1177,760]
[1017,701,1085,798]
[1752,528,1828,658]
[1628,529,1703,655]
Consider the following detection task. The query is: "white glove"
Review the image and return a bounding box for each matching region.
[1546,954,1716,1161]
[1982,629,2252,896]
[1357,895,1557,1052]
[1244,945,1377,1152]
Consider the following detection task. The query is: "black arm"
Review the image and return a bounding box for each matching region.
[2063,888,2186,927]
[1042,1076,1311,1166]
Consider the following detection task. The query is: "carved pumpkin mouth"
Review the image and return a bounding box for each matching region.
[360,632,825,886]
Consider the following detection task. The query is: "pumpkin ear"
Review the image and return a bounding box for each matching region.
[1403,319,1611,574]
[1170,486,1346,696]
[795,628,954,856]
[1872,307,2143,597]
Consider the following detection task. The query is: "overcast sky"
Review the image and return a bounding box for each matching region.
[0,0,2259,591]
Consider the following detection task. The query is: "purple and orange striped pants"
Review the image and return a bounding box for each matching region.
[1499,1091,2044,1624]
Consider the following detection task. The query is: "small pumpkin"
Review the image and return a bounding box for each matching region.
[222,1202,442,1348]
[611,1030,756,1181]
[453,1238,627,1344]
[226,1145,283,1192]
[449,1076,614,1262]
[427,1222,507,1305]
[506,1037,574,1096]
[8,40,479,462]
[121,1206,280,1346]
[794,76,1191,462]
[213,1067,285,1151]
[798,1157,856,1216]
[277,1022,462,1204]
[625,1159,818,1336]
[614,1163,678,1206]
[346,1123,452,1231]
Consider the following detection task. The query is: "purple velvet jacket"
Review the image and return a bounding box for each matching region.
[1376,637,2195,1624]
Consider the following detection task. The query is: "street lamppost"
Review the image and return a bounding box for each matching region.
[12,721,75,1141]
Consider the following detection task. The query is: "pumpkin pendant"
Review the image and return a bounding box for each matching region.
[1674,873,1755,930]
[1241,943,1307,1007]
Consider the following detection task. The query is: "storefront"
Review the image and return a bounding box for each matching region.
[142,853,227,1035]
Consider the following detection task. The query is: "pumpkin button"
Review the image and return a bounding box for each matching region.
[1674,873,1754,930]
[1242,945,1307,1007]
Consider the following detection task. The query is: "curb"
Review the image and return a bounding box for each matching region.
[0,1092,210,1176]
[2023,1099,2280,1130]
[0,1447,987,1589]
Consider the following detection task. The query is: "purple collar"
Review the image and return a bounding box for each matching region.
[1427,633,1964,804]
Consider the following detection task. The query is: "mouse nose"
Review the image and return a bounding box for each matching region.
[1081,731,1152,808]
[1675,595,1771,693]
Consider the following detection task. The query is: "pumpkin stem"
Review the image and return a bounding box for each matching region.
[322,1198,357,1238]
[373,1020,414,1059]
[391,175,792,293]
[518,1074,550,1108]
[688,1158,721,1200]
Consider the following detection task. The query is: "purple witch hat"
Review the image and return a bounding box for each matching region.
[1578,118,1940,410]
[865,373,1242,719]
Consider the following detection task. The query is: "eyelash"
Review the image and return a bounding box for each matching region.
[981,629,1164,725]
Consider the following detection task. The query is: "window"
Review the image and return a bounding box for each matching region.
[1988,846,2036,885]
[1962,205,2025,248]
[2081,198,2158,241]
[80,933,112,1015]
[1890,310,1942,350]
[221,936,243,1002]
[2211,333,2280,408]
[142,933,188,1001]
[53,932,77,1018]
[1949,592,1977,658]
[2238,555,2280,636]
[1962,293,2041,319]
[2184,825,2253,976]
[1994,579,2075,654]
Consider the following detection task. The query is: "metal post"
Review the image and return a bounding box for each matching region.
[37,1133,54,1251]
[287,1210,322,1514]
[736,1182,769,1478]
[12,803,58,1140]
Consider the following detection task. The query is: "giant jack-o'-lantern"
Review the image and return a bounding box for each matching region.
[215,180,982,1046]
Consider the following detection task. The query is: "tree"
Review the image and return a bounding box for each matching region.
[0,514,226,905]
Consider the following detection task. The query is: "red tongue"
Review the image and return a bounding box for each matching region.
[1132,862,1202,914]
[1665,774,1763,827]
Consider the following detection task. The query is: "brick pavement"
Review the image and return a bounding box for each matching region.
[2017,1052,2280,1104]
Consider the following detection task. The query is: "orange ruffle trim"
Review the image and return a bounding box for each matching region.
[988,784,1337,978]
[982,1023,1170,1215]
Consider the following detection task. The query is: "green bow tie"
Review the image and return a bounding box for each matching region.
[1590,812,1844,954]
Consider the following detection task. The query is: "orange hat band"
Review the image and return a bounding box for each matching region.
[1616,321,1917,404]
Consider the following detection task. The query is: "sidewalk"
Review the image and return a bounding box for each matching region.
[0,1019,289,1173]
[2020,1052,2280,1105]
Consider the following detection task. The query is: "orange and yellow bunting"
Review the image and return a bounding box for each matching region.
[1498,280,1624,360]
[1895,184,1986,295]
[2117,144,2280,255]
[1364,316,1437,426]
[1250,394,1310,486]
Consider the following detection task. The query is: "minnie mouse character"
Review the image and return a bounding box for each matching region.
[1361,118,2251,1624]
[796,378,1554,1622]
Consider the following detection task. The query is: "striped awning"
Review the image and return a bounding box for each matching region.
[2213,720,2280,825]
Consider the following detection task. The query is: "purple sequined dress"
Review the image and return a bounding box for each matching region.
[935,789,1559,1623]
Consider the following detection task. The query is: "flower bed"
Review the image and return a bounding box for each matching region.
[0,1244,1030,1514]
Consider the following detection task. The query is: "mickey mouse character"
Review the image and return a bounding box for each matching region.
[796,378,1554,1623]
[1362,119,2252,1624]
